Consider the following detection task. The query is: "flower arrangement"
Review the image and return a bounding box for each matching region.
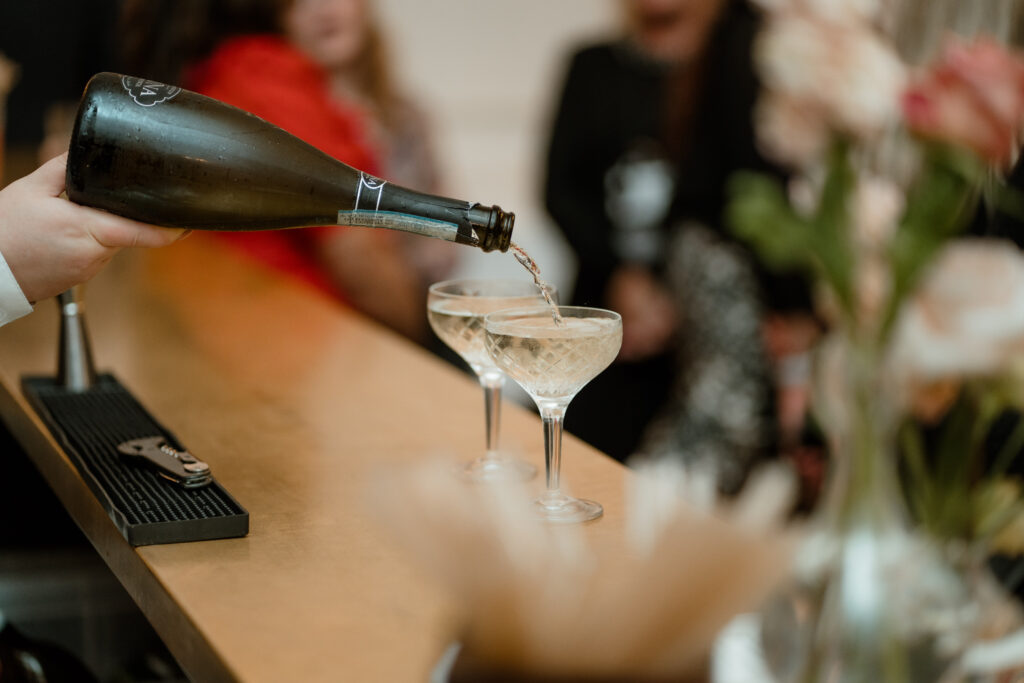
[725,0,1024,678]
[728,0,1024,553]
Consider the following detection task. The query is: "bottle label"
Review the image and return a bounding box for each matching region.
[337,210,459,242]
[354,173,385,211]
[121,76,182,107]
[340,172,460,241]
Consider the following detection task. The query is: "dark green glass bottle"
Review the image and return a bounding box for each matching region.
[65,73,513,252]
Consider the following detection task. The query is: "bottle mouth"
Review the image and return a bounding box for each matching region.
[476,206,514,252]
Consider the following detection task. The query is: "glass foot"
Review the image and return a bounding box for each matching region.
[460,455,536,483]
[532,491,602,523]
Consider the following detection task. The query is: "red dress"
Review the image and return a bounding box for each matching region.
[186,35,380,300]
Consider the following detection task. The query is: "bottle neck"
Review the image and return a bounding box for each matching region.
[337,197,514,252]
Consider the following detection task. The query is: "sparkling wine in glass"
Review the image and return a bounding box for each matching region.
[484,306,622,522]
[427,279,555,482]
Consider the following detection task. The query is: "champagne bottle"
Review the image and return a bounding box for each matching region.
[65,73,513,252]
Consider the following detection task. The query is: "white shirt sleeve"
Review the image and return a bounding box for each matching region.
[0,249,34,327]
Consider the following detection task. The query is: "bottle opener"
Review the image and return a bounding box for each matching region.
[117,436,212,489]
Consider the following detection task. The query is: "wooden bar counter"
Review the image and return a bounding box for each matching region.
[0,236,632,682]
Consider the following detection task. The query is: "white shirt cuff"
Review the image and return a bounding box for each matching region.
[0,249,34,326]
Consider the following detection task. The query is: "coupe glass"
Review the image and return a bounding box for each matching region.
[427,279,553,482]
[484,306,622,523]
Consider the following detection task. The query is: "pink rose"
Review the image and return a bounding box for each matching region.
[902,38,1024,166]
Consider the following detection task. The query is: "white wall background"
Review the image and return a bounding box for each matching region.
[376,0,620,296]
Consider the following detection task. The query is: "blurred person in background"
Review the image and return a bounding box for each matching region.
[0,0,120,185]
[283,0,457,318]
[120,0,449,346]
[544,0,820,491]
[543,0,718,461]
[637,0,821,496]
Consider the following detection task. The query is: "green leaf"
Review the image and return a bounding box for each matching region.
[899,420,933,526]
[727,142,857,320]
[726,172,815,269]
[973,478,1024,540]
[878,143,985,340]
[808,141,856,317]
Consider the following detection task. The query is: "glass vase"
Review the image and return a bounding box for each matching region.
[760,335,978,683]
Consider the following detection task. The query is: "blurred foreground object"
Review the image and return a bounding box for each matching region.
[375,459,798,680]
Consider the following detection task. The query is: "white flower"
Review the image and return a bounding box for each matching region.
[757,14,834,99]
[787,173,823,217]
[754,10,907,162]
[888,239,1024,382]
[756,93,831,167]
[831,31,906,136]
[853,176,904,250]
[787,175,818,216]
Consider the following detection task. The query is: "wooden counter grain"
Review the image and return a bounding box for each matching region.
[0,236,631,682]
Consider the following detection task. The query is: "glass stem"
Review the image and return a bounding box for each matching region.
[540,403,567,493]
[479,370,504,458]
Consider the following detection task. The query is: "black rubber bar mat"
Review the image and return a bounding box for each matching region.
[21,374,249,546]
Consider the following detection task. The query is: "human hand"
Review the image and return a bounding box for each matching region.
[0,153,188,303]
[605,265,676,362]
